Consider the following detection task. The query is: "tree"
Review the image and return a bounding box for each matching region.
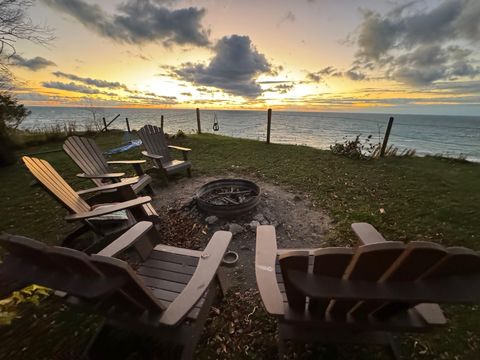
[0,0,53,83]
[0,0,53,166]
[0,92,31,166]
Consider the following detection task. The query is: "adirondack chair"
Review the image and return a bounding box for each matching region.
[22,156,159,251]
[63,136,153,195]
[138,124,192,180]
[0,221,232,359]
[255,223,480,359]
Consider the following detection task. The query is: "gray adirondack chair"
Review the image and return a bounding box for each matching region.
[0,221,232,359]
[138,124,192,180]
[22,156,159,251]
[255,223,480,359]
[63,136,153,195]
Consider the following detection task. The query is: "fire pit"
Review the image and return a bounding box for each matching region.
[196,179,260,217]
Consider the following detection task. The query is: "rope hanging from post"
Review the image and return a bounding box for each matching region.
[213,113,219,131]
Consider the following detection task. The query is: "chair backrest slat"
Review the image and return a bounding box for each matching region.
[310,248,354,315]
[64,136,110,187]
[22,156,90,214]
[279,251,309,312]
[0,234,58,271]
[138,125,172,163]
[422,247,480,278]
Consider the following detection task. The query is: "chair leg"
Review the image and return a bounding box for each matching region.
[216,268,228,297]
[278,335,286,360]
[62,224,90,248]
[180,343,195,360]
[387,335,402,360]
[145,184,154,196]
[186,167,192,178]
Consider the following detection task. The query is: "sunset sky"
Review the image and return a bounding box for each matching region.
[9,0,480,114]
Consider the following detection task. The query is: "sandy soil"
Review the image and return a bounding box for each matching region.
[150,175,332,289]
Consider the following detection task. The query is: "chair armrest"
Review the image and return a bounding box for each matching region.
[76,178,138,195]
[168,145,191,152]
[97,221,153,257]
[255,225,284,316]
[76,172,125,179]
[159,230,232,326]
[141,151,163,160]
[107,160,146,165]
[351,223,387,245]
[65,196,151,222]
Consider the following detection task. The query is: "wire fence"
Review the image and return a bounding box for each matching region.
[22,107,480,161]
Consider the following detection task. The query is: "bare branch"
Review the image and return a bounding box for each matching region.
[0,0,54,85]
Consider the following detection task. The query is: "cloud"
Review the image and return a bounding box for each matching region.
[171,35,275,98]
[352,0,480,86]
[10,55,56,71]
[274,84,294,94]
[345,67,367,81]
[52,71,128,90]
[42,0,209,47]
[389,44,480,86]
[42,81,105,94]
[306,66,355,83]
[278,11,295,26]
[125,94,177,105]
[306,72,322,83]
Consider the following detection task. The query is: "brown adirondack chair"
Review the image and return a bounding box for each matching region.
[22,156,159,251]
[0,221,232,359]
[63,136,153,195]
[255,223,480,359]
[138,124,192,180]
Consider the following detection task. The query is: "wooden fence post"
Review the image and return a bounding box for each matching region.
[161,115,164,130]
[380,116,394,157]
[125,118,131,133]
[102,117,107,131]
[196,108,201,134]
[266,108,272,144]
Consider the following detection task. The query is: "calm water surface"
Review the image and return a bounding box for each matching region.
[22,107,480,162]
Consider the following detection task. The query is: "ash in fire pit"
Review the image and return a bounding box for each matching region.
[196,179,260,217]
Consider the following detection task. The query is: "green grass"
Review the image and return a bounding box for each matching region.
[1,132,479,359]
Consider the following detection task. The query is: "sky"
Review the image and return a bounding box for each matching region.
[8,0,480,115]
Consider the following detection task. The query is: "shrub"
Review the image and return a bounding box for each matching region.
[330,135,377,160]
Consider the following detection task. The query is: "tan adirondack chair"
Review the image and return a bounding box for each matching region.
[63,136,153,195]
[255,223,480,359]
[138,124,192,180]
[0,221,232,359]
[22,156,159,251]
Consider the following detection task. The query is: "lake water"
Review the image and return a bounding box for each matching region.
[22,107,480,162]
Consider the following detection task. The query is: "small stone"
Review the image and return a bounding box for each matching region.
[253,213,265,222]
[228,223,245,235]
[240,245,250,251]
[205,215,219,224]
[249,220,260,229]
[260,220,269,225]
[293,195,302,202]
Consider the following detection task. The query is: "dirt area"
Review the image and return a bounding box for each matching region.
[150,175,332,289]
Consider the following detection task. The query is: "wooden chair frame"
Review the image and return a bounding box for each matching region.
[0,222,232,359]
[22,156,159,251]
[138,124,192,181]
[63,136,153,195]
[255,223,480,359]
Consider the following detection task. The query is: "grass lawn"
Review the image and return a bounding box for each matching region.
[0,132,479,359]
